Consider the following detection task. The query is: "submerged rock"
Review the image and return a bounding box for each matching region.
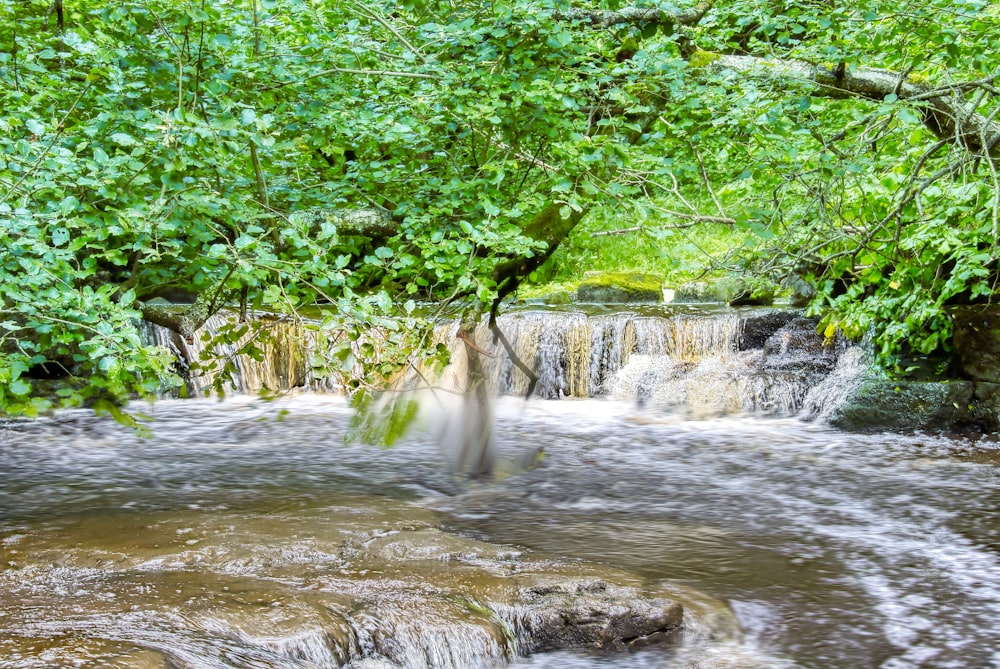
[338,527,684,664]
[0,500,685,669]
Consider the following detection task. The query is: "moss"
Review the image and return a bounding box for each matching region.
[577,271,663,304]
[688,49,720,68]
[582,271,662,292]
[906,72,931,86]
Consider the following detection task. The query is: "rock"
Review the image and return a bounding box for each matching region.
[670,277,776,305]
[738,310,800,350]
[783,274,816,308]
[500,578,684,654]
[952,305,1000,383]
[334,526,686,663]
[529,290,574,305]
[969,382,1000,432]
[671,281,722,303]
[762,318,837,364]
[576,272,663,304]
[718,277,776,306]
[825,378,977,431]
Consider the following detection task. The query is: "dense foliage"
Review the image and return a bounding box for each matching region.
[1,0,998,414]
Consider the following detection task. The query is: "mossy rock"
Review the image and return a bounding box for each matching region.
[718,277,776,307]
[671,281,724,303]
[519,291,574,306]
[827,378,977,431]
[576,272,663,304]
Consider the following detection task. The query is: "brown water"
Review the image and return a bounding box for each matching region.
[2,395,999,668]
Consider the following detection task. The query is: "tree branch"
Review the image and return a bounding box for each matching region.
[554,1,714,29]
[699,54,1000,160]
[140,289,217,338]
[288,206,398,238]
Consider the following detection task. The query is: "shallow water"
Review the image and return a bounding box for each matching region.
[2,395,999,668]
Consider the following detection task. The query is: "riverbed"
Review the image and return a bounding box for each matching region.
[2,394,998,668]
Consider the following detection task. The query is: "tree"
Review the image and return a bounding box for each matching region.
[1,0,998,416]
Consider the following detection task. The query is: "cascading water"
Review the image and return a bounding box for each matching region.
[142,306,852,421]
[6,307,1000,668]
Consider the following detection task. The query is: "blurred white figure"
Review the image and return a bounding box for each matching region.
[426,331,496,478]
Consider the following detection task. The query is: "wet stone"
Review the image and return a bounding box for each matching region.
[504,578,684,654]
[738,310,799,351]
[0,499,686,669]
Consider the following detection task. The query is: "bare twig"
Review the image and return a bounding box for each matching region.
[347,0,426,63]
[262,65,439,91]
[590,226,643,237]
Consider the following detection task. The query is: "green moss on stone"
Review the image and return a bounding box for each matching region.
[688,49,720,68]
[577,271,663,304]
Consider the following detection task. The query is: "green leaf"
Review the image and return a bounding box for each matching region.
[111,132,138,147]
[51,227,70,247]
[8,379,31,396]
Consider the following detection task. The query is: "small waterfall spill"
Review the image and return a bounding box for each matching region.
[589,315,634,395]
[141,314,345,396]
[143,308,859,420]
[800,345,871,421]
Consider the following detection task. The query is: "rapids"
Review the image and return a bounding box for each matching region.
[2,394,999,668]
[4,307,1000,667]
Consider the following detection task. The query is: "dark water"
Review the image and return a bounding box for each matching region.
[2,395,999,668]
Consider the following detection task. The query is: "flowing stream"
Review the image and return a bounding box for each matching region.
[3,308,1000,668]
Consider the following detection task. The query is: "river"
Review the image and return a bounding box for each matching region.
[2,393,998,668]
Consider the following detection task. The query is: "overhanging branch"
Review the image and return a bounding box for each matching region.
[554,1,713,29]
[289,206,398,238]
[701,54,1000,160]
[140,290,216,338]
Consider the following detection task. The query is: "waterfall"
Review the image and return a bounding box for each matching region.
[142,308,865,421]
[140,314,344,396]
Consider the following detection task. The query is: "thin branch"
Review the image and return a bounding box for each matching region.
[1,81,92,203]
[261,65,439,91]
[590,226,643,237]
[347,0,426,63]
[488,310,539,400]
[692,143,727,218]
[554,1,713,29]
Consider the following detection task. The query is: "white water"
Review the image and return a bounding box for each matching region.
[141,308,831,418]
[3,395,1000,668]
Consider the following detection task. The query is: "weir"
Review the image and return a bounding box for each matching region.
[143,307,859,421]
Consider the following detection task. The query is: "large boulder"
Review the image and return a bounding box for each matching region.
[576,272,663,304]
[824,377,978,431]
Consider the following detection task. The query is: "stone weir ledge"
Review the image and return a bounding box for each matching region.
[0,499,690,668]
